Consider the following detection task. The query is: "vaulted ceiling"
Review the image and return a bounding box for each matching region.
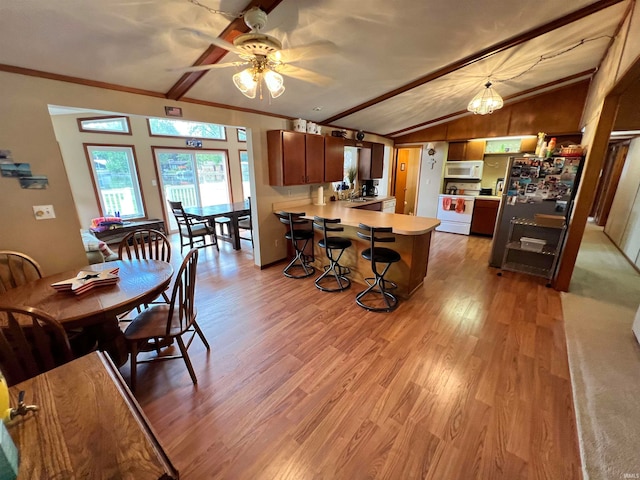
[0,0,630,137]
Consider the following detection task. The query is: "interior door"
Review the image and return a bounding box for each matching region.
[394,149,408,213]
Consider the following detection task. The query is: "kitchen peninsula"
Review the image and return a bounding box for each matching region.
[273,200,440,298]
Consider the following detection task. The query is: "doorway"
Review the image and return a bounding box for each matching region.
[394,147,422,214]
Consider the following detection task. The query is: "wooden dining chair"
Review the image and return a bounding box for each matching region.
[0,306,74,387]
[123,248,210,393]
[0,250,43,294]
[168,200,219,253]
[118,228,172,304]
[238,197,253,247]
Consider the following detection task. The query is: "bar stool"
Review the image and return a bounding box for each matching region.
[356,223,401,312]
[275,211,315,278]
[313,216,352,292]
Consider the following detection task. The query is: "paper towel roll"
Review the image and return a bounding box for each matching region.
[316,186,324,205]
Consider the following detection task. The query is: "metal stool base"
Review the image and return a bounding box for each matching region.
[356,275,399,312]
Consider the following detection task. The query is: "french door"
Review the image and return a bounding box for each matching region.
[153,148,231,231]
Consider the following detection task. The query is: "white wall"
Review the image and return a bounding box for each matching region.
[605,137,640,266]
[409,142,447,218]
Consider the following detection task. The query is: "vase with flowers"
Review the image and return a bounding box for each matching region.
[347,166,358,199]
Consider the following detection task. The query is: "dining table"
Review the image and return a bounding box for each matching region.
[0,259,173,366]
[6,351,179,479]
[184,200,250,250]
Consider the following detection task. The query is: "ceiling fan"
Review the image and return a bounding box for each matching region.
[176,7,335,99]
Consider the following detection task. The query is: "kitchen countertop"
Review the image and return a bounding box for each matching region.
[337,196,395,208]
[476,195,501,201]
[283,200,439,236]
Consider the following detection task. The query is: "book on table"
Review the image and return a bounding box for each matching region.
[51,267,119,295]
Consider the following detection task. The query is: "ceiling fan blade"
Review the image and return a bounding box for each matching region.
[179,27,244,55]
[278,64,333,86]
[168,61,248,73]
[272,41,338,63]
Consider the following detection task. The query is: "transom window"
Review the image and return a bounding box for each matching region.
[78,116,131,134]
[148,118,226,140]
[84,144,145,219]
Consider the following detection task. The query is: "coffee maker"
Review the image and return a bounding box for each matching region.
[362,179,378,197]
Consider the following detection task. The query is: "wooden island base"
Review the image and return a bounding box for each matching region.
[312,227,433,298]
[274,201,440,299]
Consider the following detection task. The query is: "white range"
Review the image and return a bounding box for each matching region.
[436,194,477,234]
[436,181,481,235]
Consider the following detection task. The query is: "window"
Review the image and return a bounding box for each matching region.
[78,116,131,134]
[239,150,250,200]
[148,118,226,140]
[153,148,231,230]
[237,128,247,142]
[84,144,145,219]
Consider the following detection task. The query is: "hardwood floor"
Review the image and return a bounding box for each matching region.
[127,231,582,479]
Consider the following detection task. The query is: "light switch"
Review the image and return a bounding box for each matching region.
[33,205,55,220]
[151,179,157,186]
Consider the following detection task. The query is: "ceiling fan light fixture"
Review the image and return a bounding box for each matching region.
[263,70,285,98]
[467,81,504,115]
[233,68,257,98]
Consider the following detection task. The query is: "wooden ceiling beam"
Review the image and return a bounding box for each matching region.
[166,0,284,101]
[387,70,595,137]
[321,0,624,125]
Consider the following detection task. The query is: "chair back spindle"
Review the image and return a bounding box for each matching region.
[0,306,73,386]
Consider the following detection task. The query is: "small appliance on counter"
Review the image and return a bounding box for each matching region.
[480,188,493,196]
[362,179,378,197]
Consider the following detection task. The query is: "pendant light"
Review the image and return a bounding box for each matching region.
[467,80,504,115]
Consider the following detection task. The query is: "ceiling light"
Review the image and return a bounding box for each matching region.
[232,58,285,100]
[232,69,257,99]
[467,81,504,115]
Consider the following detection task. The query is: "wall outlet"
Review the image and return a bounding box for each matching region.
[33,205,55,220]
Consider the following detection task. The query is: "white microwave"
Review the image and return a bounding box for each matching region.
[444,161,484,179]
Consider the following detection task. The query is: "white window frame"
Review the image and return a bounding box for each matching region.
[78,116,131,135]
[84,144,145,219]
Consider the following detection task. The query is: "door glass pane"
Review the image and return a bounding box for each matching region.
[155,148,230,231]
[239,150,249,200]
[196,151,230,206]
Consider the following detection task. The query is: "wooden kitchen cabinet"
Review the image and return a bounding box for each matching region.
[447,140,485,160]
[324,135,345,182]
[471,198,500,236]
[358,142,384,179]
[447,141,467,160]
[465,140,486,160]
[268,130,324,185]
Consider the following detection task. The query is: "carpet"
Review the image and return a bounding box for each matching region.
[562,222,640,480]
[562,294,640,479]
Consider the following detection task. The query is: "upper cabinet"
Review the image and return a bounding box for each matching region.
[324,136,345,182]
[357,142,384,179]
[268,130,324,186]
[447,140,486,161]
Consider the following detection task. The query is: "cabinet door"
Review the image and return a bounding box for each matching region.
[465,140,486,160]
[470,199,499,235]
[447,142,466,160]
[282,131,306,185]
[370,143,384,178]
[324,136,344,182]
[305,134,324,183]
[358,147,373,179]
